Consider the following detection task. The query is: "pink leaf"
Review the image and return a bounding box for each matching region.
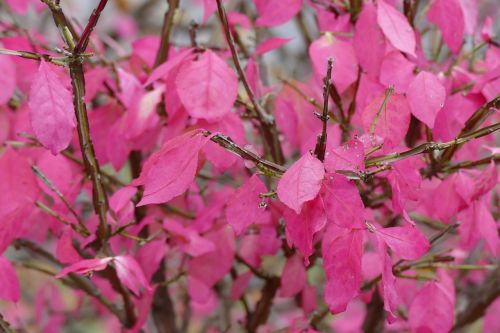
[309,35,359,93]
[407,71,446,128]
[135,240,168,282]
[321,175,365,229]
[255,37,293,56]
[353,2,385,79]
[377,241,399,317]
[325,138,365,173]
[284,197,327,264]
[134,130,210,206]
[56,227,81,264]
[56,257,113,278]
[145,48,193,86]
[226,175,268,235]
[279,254,306,297]
[361,92,411,147]
[0,256,20,302]
[428,0,465,53]
[277,152,325,214]
[254,0,303,27]
[188,226,235,288]
[0,149,40,253]
[163,219,215,257]
[0,56,16,104]
[28,61,75,155]
[322,226,363,314]
[375,226,430,260]
[176,50,238,120]
[114,256,152,296]
[408,281,454,333]
[380,51,416,94]
[230,271,252,301]
[377,0,416,57]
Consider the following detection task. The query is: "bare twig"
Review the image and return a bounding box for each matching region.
[314,58,333,161]
[154,0,180,67]
[215,0,284,164]
[73,0,109,54]
[365,122,500,167]
[439,95,500,165]
[0,47,67,66]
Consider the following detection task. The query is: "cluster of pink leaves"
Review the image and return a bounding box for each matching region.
[0,0,499,332]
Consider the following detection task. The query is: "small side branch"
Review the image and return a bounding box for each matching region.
[154,0,180,67]
[206,131,286,176]
[215,0,284,164]
[440,95,500,164]
[314,58,333,161]
[365,122,500,168]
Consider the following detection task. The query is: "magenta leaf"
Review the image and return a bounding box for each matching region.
[322,226,363,314]
[321,175,365,229]
[407,71,446,128]
[254,0,303,27]
[0,56,16,104]
[353,2,385,79]
[28,61,75,155]
[56,257,113,278]
[226,175,268,235]
[309,35,359,93]
[284,197,327,264]
[134,130,210,206]
[163,219,216,257]
[176,50,238,120]
[113,256,152,297]
[377,0,416,57]
[361,92,411,147]
[428,0,465,53]
[408,280,455,333]
[375,225,430,260]
[0,256,20,302]
[277,152,325,214]
[279,254,306,297]
[255,37,293,56]
[324,138,365,173]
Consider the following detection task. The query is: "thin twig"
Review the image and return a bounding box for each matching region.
[314,58,333,161]
[215,0,284,164]
[0,47,67,66]
[31,165,89,235]
[154,0,180,67]
[73,0,109,54]
[439,95,500,165]
[206,131,286,175]
[365,122,500,167]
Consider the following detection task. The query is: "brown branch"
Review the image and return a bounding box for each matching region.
[206,131,286,175]
[154,0,180,67]
[362,289,385,333]
[314,58,333,161]
[442,154,500,173]
[32,165,89,236]
[0,47,67,66]
[246,277,281,333]
[0,313,17,333]
[73,0,109,54]
[439,95,500,165]
[12,239,126,324]
[452,266,500,331]
[215,0,284,164]
[365,122,500,167]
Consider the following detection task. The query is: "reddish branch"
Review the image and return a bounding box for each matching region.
[154,0,180,67]
[314,58,333,161]
[215,0,284,164]
[452,266,500,331]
